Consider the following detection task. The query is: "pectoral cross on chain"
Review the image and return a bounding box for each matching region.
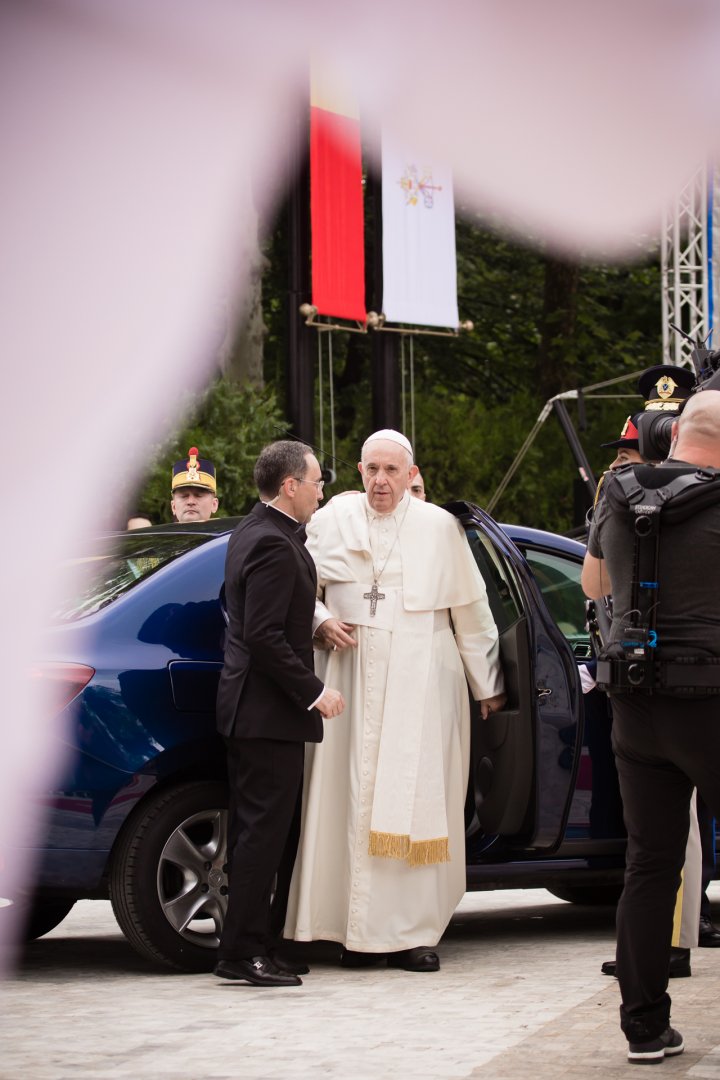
[363,581,385,617]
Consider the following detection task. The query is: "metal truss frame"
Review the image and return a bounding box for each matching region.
[661,164,711,367]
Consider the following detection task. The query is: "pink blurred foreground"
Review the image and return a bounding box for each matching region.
[2,0,720,971]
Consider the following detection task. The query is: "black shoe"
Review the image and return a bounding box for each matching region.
[214,957,302,987]
[387,947,440,972]
[627,1026,684,1064]
[699,915,720,947]
[269,950,310,976]
[340,949,387,968]
[602,947,691,979]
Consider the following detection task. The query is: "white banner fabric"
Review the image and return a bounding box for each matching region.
[381,135,459,329]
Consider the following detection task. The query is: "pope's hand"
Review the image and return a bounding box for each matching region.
[479,692,507,720]
[315,617,357,650]
[316,687,345,718]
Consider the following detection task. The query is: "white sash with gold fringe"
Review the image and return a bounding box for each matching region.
[323,581,450,866]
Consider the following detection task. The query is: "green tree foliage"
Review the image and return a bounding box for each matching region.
[261,190,662,532]
[132,378,286,524]
[131,187,662,535]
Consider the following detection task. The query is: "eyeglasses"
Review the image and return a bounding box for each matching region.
[293,476,325,492]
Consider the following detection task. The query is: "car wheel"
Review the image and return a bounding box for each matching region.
[110,781,229,972]
[548,883,623,906]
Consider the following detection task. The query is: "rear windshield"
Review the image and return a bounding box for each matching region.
[55,533,212,622]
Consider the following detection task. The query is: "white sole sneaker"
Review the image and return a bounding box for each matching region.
[627,1027,685,1064]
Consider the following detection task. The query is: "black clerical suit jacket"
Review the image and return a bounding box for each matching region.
[216,502,324,742]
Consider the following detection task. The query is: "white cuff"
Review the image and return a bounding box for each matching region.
[313,600,332,633]
[308,687,325,710]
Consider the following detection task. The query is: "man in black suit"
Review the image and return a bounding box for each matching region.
[215,440,344,987]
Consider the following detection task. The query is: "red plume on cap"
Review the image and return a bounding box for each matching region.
[620,417,639,442]
[188,447,198,457]
[601,413,641,450]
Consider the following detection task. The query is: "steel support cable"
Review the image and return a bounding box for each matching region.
[409,334,416,453]
[317,333,324,458]
[328,331,337,467]
[485,400,554,516]
[485,369,647,517]
[401,335,407,433]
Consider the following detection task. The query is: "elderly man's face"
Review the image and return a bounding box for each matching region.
[359,440,417,514]
[171,486,219,522]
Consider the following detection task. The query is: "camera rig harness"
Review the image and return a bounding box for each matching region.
[596,461,720,694]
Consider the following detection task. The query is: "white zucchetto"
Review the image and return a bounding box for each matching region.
[361,429,413,460]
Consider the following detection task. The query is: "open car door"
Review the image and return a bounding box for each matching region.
[445,501,584,853]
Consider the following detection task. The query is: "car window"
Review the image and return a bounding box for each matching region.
[520,547,591,658]
[464,528,523,632]
[55,533,213,622]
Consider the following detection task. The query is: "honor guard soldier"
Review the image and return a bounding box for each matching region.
[601,413,644,471]
[171,447,219,523]
[638,364,696,413]
[591,365,696,509]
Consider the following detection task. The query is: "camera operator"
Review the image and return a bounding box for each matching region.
[592,410,705,981]
[581,390,720,1064]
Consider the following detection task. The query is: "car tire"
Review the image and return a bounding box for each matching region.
[548,883,623,906]
[22,896,77,941]
[109,781,229,972]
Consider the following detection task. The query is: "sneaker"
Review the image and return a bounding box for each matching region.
[627,1027,684,1064]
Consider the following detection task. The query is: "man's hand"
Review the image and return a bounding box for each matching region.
[315,687,345,718]
[314,618,357,651]
[479,692,507,720]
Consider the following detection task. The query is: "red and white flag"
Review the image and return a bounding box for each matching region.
[382,135,459,328]
[310,70,366,322]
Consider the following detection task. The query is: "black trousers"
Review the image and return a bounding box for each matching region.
[611,692,720,1043]
[218,736,304,961]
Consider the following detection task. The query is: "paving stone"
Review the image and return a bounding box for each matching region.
[1,886,718,1079]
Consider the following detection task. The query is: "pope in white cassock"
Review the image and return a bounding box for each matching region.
[284,430,506,972]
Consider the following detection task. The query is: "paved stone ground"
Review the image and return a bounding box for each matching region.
[1,885,719,1080]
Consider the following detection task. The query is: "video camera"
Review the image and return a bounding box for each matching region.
[637,324,720,459]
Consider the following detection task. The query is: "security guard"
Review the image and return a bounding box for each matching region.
[171,447,219,523]
[582,390,720,1064]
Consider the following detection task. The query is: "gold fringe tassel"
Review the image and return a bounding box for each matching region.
[671,869,685,947]
[368,831,411,860]
[368,831,450,866]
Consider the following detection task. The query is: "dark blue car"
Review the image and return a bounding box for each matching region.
[25,504,627,971]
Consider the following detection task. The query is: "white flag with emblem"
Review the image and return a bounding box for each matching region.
[381,134,459,328]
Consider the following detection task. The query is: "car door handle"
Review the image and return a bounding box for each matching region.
[536,685,553,699]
